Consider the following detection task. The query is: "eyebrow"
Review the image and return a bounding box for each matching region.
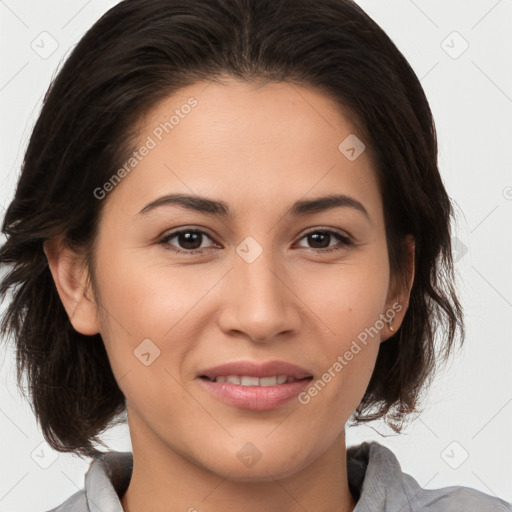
[138,193,370,221]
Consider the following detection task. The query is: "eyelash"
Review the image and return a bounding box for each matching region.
[157,228,354,256]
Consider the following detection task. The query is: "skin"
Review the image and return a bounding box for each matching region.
[45,78,414,512]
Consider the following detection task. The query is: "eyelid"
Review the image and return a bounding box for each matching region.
[158,227,218,252]
[297,226,353,242]
[292,227,354,252]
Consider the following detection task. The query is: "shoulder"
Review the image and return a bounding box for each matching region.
[348,441,511,511]
[41,450,132,512]
[401,471,511,511]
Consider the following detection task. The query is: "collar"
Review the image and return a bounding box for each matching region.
[82,442,403,511]
[81,441,510,511]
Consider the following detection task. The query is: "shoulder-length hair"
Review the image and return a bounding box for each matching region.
[0,0,463,458]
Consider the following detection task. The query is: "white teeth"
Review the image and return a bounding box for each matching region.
[259,376,278,386]
[241,376,260,386]
[212,375,295,386]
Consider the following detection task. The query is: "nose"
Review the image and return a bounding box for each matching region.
[217,247,301,344]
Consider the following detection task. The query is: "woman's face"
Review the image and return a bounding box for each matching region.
[85,78,405,480]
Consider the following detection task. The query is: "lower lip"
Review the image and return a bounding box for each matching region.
[198,377,313,411]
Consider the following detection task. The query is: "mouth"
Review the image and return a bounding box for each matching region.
[200,375,311,386]
[198,359,313,382]
[197,360,314,410]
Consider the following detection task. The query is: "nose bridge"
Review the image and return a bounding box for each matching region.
[240,247,281,300]
[220,237,298,342]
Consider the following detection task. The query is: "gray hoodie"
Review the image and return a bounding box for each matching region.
[45,441,511,511]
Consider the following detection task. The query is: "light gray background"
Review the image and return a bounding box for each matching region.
[1,1,511,510]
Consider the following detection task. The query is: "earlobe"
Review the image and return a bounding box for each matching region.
[43,238,100,336]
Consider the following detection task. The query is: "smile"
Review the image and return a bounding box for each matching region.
[201,375,301,386]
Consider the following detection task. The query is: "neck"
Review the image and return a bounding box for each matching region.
[121,414,357,512]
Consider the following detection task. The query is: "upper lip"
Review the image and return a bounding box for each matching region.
[199,360,313,380]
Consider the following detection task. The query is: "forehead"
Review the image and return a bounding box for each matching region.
[103,78,382,224]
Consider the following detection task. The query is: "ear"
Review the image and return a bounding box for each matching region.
[43,237,100,336]
[383,234,415,336]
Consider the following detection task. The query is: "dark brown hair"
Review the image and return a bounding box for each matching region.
[0,0,463,458]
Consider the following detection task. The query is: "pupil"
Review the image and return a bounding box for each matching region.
[309,232,329,249]
[180,232,201,250]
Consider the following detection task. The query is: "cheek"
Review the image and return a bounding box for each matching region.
[294,250,389,406]
[94,246,199,334]
[304,255,390,346]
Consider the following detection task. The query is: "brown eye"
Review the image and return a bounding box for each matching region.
[159,229,216,255]
[296,229,353,253]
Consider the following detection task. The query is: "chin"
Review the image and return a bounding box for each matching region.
[196,443,315,482]
[217,460,308,483]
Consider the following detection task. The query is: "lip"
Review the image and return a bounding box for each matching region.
[197,360,314,411]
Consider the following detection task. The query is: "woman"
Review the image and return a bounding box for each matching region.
[1,0,510,510]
